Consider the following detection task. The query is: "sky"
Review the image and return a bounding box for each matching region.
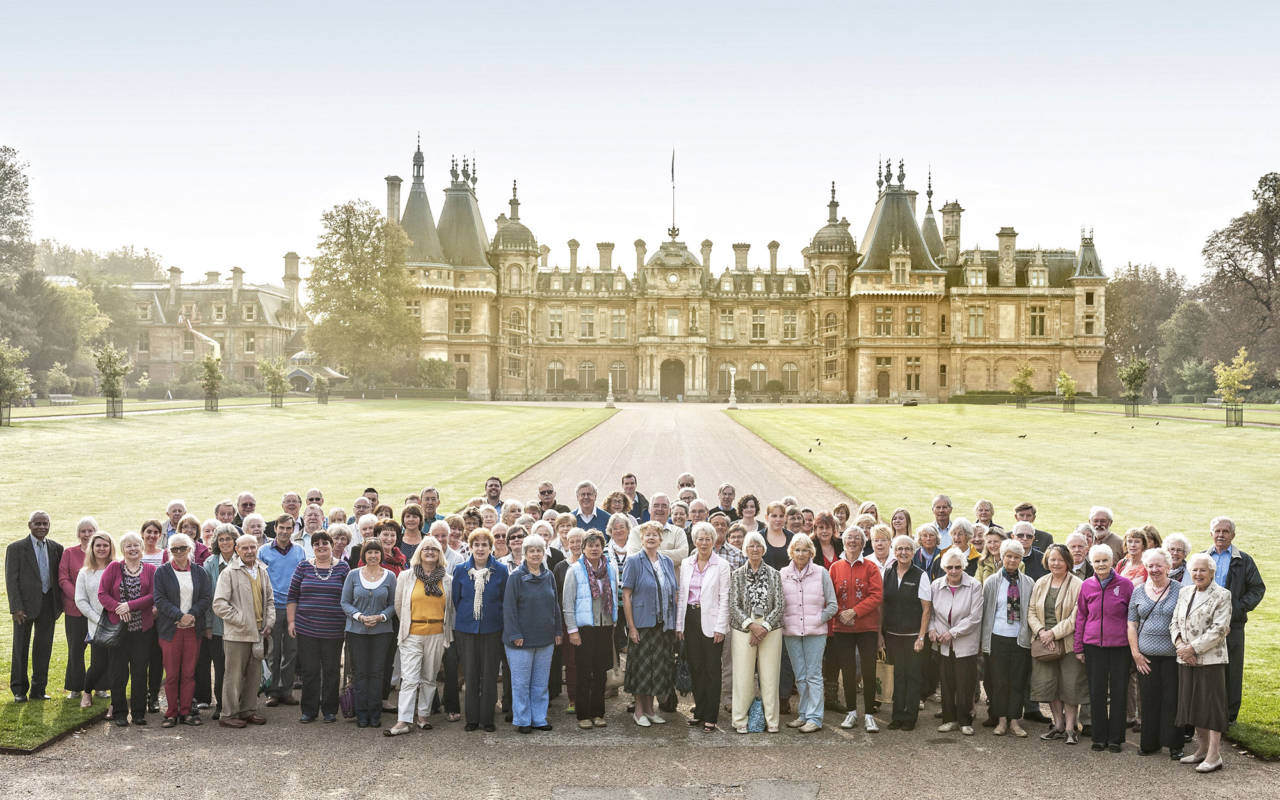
[3,0,1276,289]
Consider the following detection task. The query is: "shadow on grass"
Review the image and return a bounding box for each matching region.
[0,696,107,753]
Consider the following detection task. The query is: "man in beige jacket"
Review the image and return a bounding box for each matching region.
[212,534,275,728]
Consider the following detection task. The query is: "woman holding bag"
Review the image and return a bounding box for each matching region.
[1127,547,1183,759]
[1028,544,1086,743]
[74,531,116,711]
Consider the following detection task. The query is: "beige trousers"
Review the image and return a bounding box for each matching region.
[731,625,782,730]
[222,640,263,719]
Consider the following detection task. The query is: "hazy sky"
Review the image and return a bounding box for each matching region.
[4,1,1275,288]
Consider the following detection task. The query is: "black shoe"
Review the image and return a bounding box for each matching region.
[161,717,177,728]
[184,714,202,726]
[504,712,513,723]
[133,717,148,726]
[484,723,496,732]
[537,724,553,731]
[1170,750,1185,760]
[887,720,902,730]
[1091,742,1106,751]
[357,720,369,728]
[1107,744,1122,753]
[323,713,337,723]
[32,693,51,700]
[212,709,220,720]
[1024,710,1051,724]
[901,722,915,731]
[518,725,532,734]
[982,717,998,728]
[300,714,316,723]
[464,722,479,731]
[1081,724,1092,737]
[148,702,160,714]
[1139,748,1158,756]
[114,717,129,727]
[370,718,382,728]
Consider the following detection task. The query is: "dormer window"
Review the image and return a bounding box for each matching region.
[136,303,152,321]
[1029,268,1048,288]
[551,275,562,291]
[967,269,985,287]
[582,276,593,291]
[614,276,625,291]
[721,276,733,292]
[784,278,795,292]
[752,277,764,292]
[893,263,909,285]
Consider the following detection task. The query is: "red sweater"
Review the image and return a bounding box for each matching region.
[828,555,883,634]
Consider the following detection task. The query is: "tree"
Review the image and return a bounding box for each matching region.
[35,240,164,281]
[137,370,151,399]
[1156,300,1211,392]
[1214,347,1257,405]
[305,200,417,380]
[0,338,33,408]
[765,378,785,400]
[46,362,72,394]
[561,377,580,394]
[257,357,289,396]
[1009,362,1034,398]
[593,377,611,397]
[421,358,452,389]
[1056,370,1077,400]
[1101,264,1185,394]
[200,355,223,397]
[1176,359,1214,400]
[77,272,139,348]
[92,342,131,399]
[0,146,34,276]
[1118,357,1150,402]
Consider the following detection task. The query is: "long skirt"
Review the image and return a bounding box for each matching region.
[1175,663,1228,733]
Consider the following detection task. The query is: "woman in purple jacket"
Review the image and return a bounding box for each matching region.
[1074,544,1134,752]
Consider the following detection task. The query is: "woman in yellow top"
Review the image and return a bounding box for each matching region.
[976,525,1006,585]
[386,536,455,736]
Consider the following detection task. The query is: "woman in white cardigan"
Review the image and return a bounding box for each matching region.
[386,536,455,736]
[676,522,731,732]
[74,531,116,711]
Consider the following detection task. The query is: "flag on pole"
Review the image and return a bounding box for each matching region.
[671,148,675,184]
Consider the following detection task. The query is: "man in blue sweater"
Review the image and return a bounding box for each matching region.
[258,514,305,705]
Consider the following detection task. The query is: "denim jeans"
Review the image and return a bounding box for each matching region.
[783,634,827,725]
[504,644,553,728]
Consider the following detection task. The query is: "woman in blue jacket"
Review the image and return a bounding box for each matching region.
[622,522,678,727]
[451,528,508,732]
[340,540,397,728]
[502,533,561,733]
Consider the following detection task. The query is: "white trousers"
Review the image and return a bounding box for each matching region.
[731,626,782,730]
[397,632,447,722]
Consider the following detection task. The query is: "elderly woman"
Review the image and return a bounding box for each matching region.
[58,516,98,700]
[675,522,731,732]
[1074,544,1134,752]
[341,540,398,728]
[99,531,158,726]
[74,530,115,710]
[622,521,678,727]
[202,523,238,720]
[881,534,930,730]
[913,522,944,582]
[862,522,890,571]
[928,548,984,735]
[1163,533,1192,584]
[729,531,784,733]
[386,536,455,735]
[501,502,522,528]
[355,513,378,554]
[980,539,1035,737]
[950,518,981,576]
[550,528,585,709]
[779,533,837,733]
[828,525,883,731]
[1170,553,1233,772]
[973,499,995,529]
[451,528,508,732]
[976,525,1005,584]
[1117,528,1150,586]
[784,506,805,535]
[564,531,618,729]
[153,533,212,727]
[242,512,267,548]
[502,533,561,733]
[1126,547,1183,759]
[287,530,349,724]
[1028,544,1086,744]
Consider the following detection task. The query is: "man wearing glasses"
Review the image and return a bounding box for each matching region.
[233,492,256,527]
[537,481,569,513]
[1010,522,1047,579]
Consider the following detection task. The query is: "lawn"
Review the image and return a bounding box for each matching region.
[730,403,1280,758]
[10,395,314,419]
[0,399,614,750]
[1023,400,1280,425]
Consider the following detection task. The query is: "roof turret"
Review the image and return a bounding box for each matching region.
[492,180,536,252]
[400,137,446,264]
[856,160,943,273]
[810,182,856,252]
[437,153,492,267]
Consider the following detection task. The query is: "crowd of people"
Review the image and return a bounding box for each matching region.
[6,475,1266,772]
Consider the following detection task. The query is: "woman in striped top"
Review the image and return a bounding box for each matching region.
[287,530,350,723]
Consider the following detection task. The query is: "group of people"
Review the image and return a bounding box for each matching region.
[7,476,1266,772]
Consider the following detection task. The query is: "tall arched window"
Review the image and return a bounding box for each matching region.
[824,312,838,332]
[508,265,522,292]
[717,362,734,394]
[546,360,564,392]
[578,361,596,388]
[750,362,768,392]
[610,361,627,391]
[782,362,799,393]
[509,309,523,330]
[825,267,839,295]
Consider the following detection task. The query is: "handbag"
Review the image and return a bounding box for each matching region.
[92,617,125,649]
[1031,636,1065,662]
[747,697,766,732]
[673,640,693,695]
[874,658,894,702]
[340,684,356,718]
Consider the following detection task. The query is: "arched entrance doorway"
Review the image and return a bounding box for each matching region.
[456,368,469,395]
[660,359,685,401]
[876,371,890,399]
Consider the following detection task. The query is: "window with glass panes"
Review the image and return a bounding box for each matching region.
[782,310,797,340]
[610,361,627,391]
[546,360,564,391]
[967,306,985,337]
[719,309,734,340]
[750,308,765,340]
[579,306,595,338]
[453,303,472,334]
[578,361,595,387]
[665,308,679,336]
[548,308,563,339]
[1029,305,1046,337]
[717,362,733,393]
[611,308,626,339]
[875,306,893,335]
[905,357,921,390]
[782,362,799,393]
[750,362,768,392]
[905,306,922,336]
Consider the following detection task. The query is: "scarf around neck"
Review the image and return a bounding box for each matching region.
[416,563,445,597]
[468,564,491,620]
[1002,569,1022,624]
[584,557,614,610]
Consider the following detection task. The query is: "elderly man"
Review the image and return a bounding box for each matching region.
[621,473,649,523]
[419,487,445,522]
[572,480,608,534]
[715,483,739,521]
[931,495,954,549]
[1010,522,1047,579]
[484,476,504,512]
[213,533,275,728]
[1088,506,1124,561]
[214,500,237,526]
[537,481,570,514]
[7,511,64,702]
[294,505,326,557]
[258,515,304,706]
[1065,528,1094,580]
[1206,516,1266,724]
[233,492,256,526]
[164,500,187,542]
[640,493,689,565]
[266,493,303,539]
[676,472,696,490]
[1012,502,1053,552]
[304,488,324,510]
[347,496,373,526]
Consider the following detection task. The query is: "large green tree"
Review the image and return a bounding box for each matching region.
[35,239,164,282]
[305,200,416,381]
[0,145,34,276]
[1100,264,1185,395]
[1156,300,1211,392]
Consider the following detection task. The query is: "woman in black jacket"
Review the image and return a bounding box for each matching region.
[881,534,930,730]
[153,533,213,727]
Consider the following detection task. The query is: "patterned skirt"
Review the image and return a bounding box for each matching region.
[624,625,674,697]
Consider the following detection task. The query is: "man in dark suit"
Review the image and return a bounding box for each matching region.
[7,511,63,701]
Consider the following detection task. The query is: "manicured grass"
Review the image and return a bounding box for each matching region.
[730,403,1280,758]
[1024,401,1280,425]
[11,395,313,419]
[0,399,614,750]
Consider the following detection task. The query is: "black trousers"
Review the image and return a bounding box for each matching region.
[987,635,1030,720]
[456,630,502,726]
[548,638,564,700]
[348,631,392,723]
[381,632,398,703]
[9,593,57,697]
[432,641,461,714]
[683,606,723,724]
[206,636,225,710]
[884,633,922,724]
[831,631,878,712]
[297,634,344,718]
[63,614,89,693]
[1226,628,1245,723]
[147,630,163,704]
[574,625,614,721]
[111,627,152,717]
[83,640,112,694]
[922,647,940,699]
[194,634,213,705]
[1085,644,1131,745]
[939,650,977,725]
[1138,655,1181,752]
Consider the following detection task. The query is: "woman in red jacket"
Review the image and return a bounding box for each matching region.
[827,526,884,732]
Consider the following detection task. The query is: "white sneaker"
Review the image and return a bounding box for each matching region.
[799,721,822,733]
[937,721,958,732]
[841,711,858,729]
[787,717,806,728]
[864,715,879,733]
[647,713,667,724]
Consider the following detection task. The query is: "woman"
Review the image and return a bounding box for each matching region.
[1074,544,1134,752]
[58,516,98,699]
[551,528,585,709]
[386,536,454,735]
[851,513,876,555]
[980,539,1035,738]
[74,530,114,710]
[1028,544,1086,744]
[1170,553,1233,772]
[398,505,426,563]
[242,513,267,547]
[200,519,218,549]
[1117,528,1150,586]
[501,502,522,528]
[356,513,379,554]
[810,512,843,568]
[98,531,158,726]
[728,531,784,733]
[154,533,213,727]
[371,519,406,575]
[491,526,510,560]
[857,501,880,523]
[928,548,984,735]
[451,528,509,732]
[604,492,637,527]
[340,540,397,728]
[784,506,805,535]
[564,531,618,729]
[502,525,528,571]
[287,530,350,724]
[1127,547,1183,759]
[202,524,238,720]
[480,504,499,529]
[973,500,995,529]
[671,502,690,532]
[737,494,766,534]
[622,521,678,727]
[502,533,561,733]
[833,503,852,531]
[950,519,981,576]
[889,507,912,541]
[553,512,575,552]
[762,502,792,570]
[881,534,930,730]
[976,526,1006,585]
[866,523,894,571]
[779,533,837,733]
[829,525,883,731]
[329,523,354,564]
[374,503,395,521]
[140,519,166,566]
[328,507,348,528]
[1164,534,1192,584]
[913,523,944,583]
[676,522,731,732]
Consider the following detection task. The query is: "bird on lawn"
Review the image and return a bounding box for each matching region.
[1018,434,1027,439]
[931,441,936,445]
[944,444,952,448]
[902,436,908,440]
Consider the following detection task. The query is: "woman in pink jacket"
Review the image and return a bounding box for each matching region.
[676,523,732,732]
[1074,544,1134,753]
[779,534,838,732]
[927,548,984,735]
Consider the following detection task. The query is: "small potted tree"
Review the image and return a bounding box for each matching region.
[592,377,610,399]
[1214,347,1255,427]
[1009,362,1034,408]
[258,358,289,408]
[315,375,329,405]
[1056,370,1077,412]
[0,338,33,427]
[561,377,580,400]
[93,342,132,419]
[200,355,223,412]
[1118,357,1149,417]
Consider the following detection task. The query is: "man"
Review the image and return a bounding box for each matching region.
[7,511,63,701]
[1088,506,1124,561]
[643,493,689,565]
[931,495,953,549]
[622,473,648,523]
[294,505,325,557]
[676,472,696,490]
[709,511,746,570]
[163,499,187,542]
[483,476,504,512]
[678,488,697,505]
[233,492,256,527]
[214,500,238,526]
[257,514,304,706]
[1206,516,1265,724]
[537,481,570,514]
[212,533,275,728]
[572,480,608,534]
[363,487,379,505]
[1013,502,1054,553]
[1065,528,1094,580]
[419,487,445,522]
[715,483,739,521]
[265,492,304,539]
[304,488,325,511]
[347,496,373,525]
[1011,522,1048,579]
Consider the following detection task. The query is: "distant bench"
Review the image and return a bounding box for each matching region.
[48,393,76,406]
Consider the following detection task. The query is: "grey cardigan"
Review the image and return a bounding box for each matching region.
[340,568,397,636]
[980,570,1036,653]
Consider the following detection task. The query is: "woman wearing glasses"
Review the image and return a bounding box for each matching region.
[927,548,984,735]
[153,533,213,727]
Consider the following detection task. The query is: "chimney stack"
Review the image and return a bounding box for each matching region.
[283,252,301,319]
[539,244,550,269]
[205,270,220,285]
[700,239,713,272]
[733,243,750,271]
[768,241,779,273]
[385,175,403,225]
[597,242,614,271]
[567,239,579,272]
[168,266,182,307]
[231,267,243,308]
[634,239,646,271]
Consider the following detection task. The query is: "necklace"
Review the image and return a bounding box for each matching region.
[312,560,335,581]
[123,561,143,576]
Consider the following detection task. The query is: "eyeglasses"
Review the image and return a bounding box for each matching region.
[943,565,964,571]
[307,498,322,504]
[170,546,190,553]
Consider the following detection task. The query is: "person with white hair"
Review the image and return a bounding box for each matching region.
[980,538,1035,738]
[1027,544,1087,744]
[728,530,784,734]
[502,533,561,733]
[1171,551,1234,772]
[779,533,837,733]
[928,547,984,735]
[1206,515,1266,725]
[1162,533,1192,584]
[1073,544,1134,752]
[98,530,157,725]
[385,536,454,736]
[573,480,608,534]
[1065,527,1094,581]
[163,499,187,542]
[1126,546,1184,759]
[622,522,679,728]
[1088,506,1124,562]
[677,522,732,732]
[153,532,213,727]
[57,516,98,700]
[211,533,275,729]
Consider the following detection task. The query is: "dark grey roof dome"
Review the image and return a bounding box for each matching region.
[809,183,855,252]
[493,218,536,251]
